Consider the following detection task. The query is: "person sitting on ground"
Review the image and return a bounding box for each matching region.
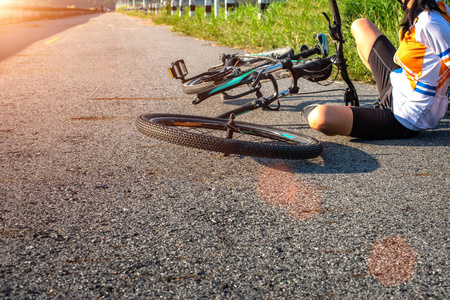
[301,0,450,139]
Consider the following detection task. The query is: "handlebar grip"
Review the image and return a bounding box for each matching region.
[330,0,341,24]
[304,47,321,58]
[292,47,320,60]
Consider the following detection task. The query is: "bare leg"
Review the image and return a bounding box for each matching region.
[351,18,383,71]
[308,105,353,136]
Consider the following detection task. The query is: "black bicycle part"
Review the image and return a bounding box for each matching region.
[220,47,292,67]
[215,96,281,119]
[136,114,323,159]
[169,59,188,82]
[293,57,333,82]
[215,76,280,118]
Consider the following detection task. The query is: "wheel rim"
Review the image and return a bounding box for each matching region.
[149,116,313,146]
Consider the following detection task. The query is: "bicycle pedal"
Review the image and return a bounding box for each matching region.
[169,59,188,81]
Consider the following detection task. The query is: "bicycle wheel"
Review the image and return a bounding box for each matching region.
[182,58,278,95]
[136,114,322,159]
[182,69,232,95]
[181,48,292,95]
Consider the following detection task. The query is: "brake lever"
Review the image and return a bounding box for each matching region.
[322,12,341,42]
[322,12,331,27]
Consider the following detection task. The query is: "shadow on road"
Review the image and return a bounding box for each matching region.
[0,13,100,62]
[222,91,380,113]
[254,142,379,174]
[254,117,449,174]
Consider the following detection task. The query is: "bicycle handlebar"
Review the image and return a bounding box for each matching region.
[291,47,321,60]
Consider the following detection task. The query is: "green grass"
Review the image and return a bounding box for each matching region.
[118,0,404,82]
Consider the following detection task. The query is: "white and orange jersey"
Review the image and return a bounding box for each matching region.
[391,1,450,130]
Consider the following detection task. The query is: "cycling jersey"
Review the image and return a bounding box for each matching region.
[391,1,450,131]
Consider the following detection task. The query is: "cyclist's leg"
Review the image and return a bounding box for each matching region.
[351,18,383,71]
[352,18,399,106]
[307,105,353,136]
[306,17,384,136]
[305,20,400,137]
[307,105,420,139]
[366,35,399,108]
[350,107,420,139]
[305,19,404,138]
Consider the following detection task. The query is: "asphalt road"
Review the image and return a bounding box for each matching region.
[0,12,448,299]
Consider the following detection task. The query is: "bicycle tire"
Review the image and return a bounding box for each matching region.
[136,114,322,159]
[181,69,230,95]
[256,47,294,59]
[235,48,293,72]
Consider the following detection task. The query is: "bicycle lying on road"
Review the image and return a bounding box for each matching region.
[136,0,358,159]
[172,46,295,99]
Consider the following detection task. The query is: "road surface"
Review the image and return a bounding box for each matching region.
[0,12,448,298]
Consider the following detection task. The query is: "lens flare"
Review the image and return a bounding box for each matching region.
[257,163,322,221]
[367,235,418,286]
[0,0,13,5]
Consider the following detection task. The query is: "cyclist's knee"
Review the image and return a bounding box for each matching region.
[351,18,371,39]
[308,105,353,136]
[308,105,330,132]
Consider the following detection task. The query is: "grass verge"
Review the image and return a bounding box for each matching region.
[119,0,405,83]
